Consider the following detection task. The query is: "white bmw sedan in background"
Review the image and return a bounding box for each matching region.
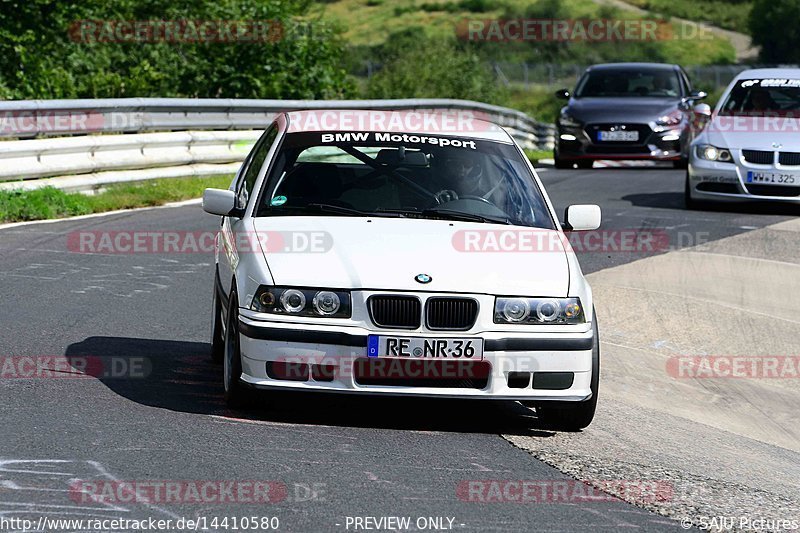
[687,68,800,208]
[202,110,602,430]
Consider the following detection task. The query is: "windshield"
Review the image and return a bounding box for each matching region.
[719,78,800,116]
[255,131,555,229]
[575,68,681,98]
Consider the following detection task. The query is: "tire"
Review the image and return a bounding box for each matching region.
[223,289,257,409]
[210,272,225,364]
[575,160,593,169]
[554,154,573,169]
[535,315,599,431]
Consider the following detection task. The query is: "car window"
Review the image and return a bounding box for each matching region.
[575,68,681,98]
[255,132,555,230]
[720,78,800,115]
[679,68,692,95]
[296,145,381,164]
[236,125,278,209]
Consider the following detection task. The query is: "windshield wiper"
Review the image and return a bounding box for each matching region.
[375,207,511,225]
[422,208,512,225]
[273,203,407,218]
[280,203,372,216]
[372,207,418,217]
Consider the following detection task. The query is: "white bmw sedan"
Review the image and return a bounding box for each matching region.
[202,110,602,430]
[687,68,800,207]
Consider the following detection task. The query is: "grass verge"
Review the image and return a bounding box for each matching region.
[624,0,751,34]
[0,174,233,223]
[316,0,736,66]
[507,87,565,125]
[525,149,554,164]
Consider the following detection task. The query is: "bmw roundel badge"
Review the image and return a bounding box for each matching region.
[415,273,432,284]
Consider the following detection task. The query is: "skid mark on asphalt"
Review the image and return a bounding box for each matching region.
[86,461,182,521]
[0,459,131,518]
[579,505,640,529]
[364,471,393,484]
[209,415,359,440]
[0,257,210,298]
[0,261,91,282]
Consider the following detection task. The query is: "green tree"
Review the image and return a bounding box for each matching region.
[365,30,506,104]
[750,0,800,64]
[0,0,354,99]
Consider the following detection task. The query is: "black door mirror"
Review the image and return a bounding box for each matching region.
[554,89,571,100]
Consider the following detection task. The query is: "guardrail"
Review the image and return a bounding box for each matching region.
[0,98,555,191]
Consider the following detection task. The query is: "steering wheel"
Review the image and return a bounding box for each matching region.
[458,194,496,206]
[435,189,458,203]
[436,190,497,207]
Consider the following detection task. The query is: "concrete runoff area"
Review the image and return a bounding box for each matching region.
[506,218,800,528]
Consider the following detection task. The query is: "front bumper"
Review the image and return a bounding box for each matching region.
[556,123,685,161]
[688,157,800,203]
[237,316,595,401]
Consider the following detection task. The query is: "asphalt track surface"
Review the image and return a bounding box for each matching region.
[0,164,793,532]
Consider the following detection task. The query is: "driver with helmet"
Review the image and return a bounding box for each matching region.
[434,152,505,205]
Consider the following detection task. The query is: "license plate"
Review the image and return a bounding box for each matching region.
[598,130,639,142]
[367,335,484,360]
[746,171,798,185]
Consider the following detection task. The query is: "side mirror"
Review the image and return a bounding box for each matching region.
[563,204,601,231]
[554,88,571,100]
[203,188,239,217]
[693,103,712,117]
[687,90,707,101]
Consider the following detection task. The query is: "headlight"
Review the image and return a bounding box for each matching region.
[251,286,351,318]
[280,289,306,313]
[313,291,341,316]
[696,144,733,162]
[501,298,530,322]
[558,110,581,128]
[494,297,585,324]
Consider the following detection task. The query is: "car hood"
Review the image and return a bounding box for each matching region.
[567,97,681,123]
[253,217,570,296]
[702,116,800,150]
